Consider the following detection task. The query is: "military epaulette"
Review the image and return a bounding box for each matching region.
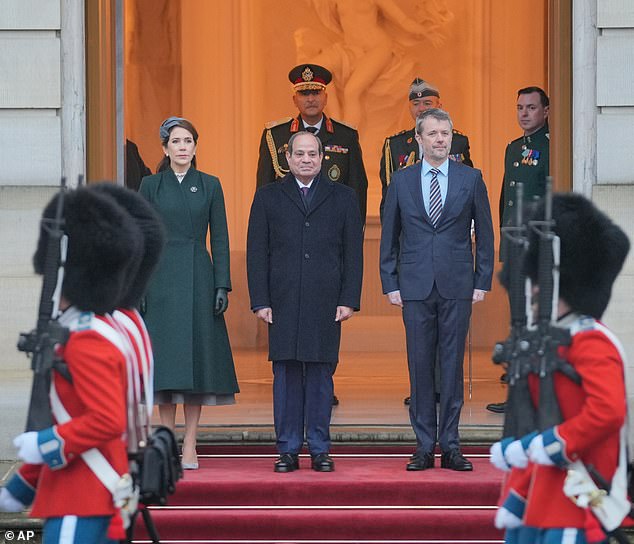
[452,128,464,135]
[508,134,524,146]
[265,117,293,129]
[329,117,358,131]
[387,129,410,140]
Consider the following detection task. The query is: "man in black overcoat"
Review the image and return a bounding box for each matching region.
[247,131,364,473]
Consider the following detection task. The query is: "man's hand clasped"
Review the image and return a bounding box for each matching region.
[255,307,273,324]
[472,289,486,304]
[387,290,403,308]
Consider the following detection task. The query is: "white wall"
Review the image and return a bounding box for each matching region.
[0,1,84,370]
[576,1,634,405]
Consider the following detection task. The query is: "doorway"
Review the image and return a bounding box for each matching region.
[87,0,571,428]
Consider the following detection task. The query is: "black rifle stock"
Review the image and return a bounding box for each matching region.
[528,179,580,431]
[493,180,581,438]
[18,177,71,431]
[492,183,537,438]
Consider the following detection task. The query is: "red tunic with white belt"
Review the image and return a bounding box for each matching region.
[9,308,129,519]
[111,308,154,449]
[523,314,627,528]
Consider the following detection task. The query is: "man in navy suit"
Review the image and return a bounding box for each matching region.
[247,131,364,473]
[380,108,494,471]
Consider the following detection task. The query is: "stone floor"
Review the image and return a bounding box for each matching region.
[0,348,506,462]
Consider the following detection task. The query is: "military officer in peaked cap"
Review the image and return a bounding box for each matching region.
[256,63,369,223]
[379,78,473,221]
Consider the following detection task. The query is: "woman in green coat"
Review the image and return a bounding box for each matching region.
[139,117,239,469]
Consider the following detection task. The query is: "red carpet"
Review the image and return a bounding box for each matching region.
[133,447,504,544]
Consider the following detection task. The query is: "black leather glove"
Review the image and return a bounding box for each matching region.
[214,288,228,315]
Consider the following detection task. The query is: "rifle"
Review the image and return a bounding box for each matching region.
[17,177,71,431]
[492,182,537,438]
[527,179,580,431]
[493,180,581,437]
[496,182,630,539]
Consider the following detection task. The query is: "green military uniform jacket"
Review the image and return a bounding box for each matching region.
[499,124,550,228]
[256,114,368,222]
[139,168,239,395]
[379,127,472,220]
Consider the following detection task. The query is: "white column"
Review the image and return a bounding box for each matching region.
[60,0,86,187]
[572,0,598,196]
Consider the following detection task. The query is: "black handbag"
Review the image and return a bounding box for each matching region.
[136,425,183,506]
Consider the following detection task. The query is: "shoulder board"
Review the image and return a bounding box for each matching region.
[329,117,358,131]
[452,128,464,135]
[388,129,410,140]
[265,117,293,129]
[508,135,524,146]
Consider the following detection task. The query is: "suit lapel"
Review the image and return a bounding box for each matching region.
[280,175,306,214]
[438,161,465,224]
[405,163,429,223]
[307,174,333,215]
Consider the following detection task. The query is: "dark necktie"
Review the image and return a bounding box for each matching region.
[429,168,442,227]
[305,126,318,134]
[300,185,310,207]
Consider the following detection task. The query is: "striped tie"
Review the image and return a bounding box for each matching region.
[429,168,442,227]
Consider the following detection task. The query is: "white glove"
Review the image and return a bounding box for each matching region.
[490,441,510,472]
[494,506,523,530]
[527,434,555,466]
[0,488,25,513]
[13,432,44,464]
[504,439,529,468]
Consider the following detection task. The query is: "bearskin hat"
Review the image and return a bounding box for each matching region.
[90,182,165,308]
[33,187,143,314]
[523,193,630,319]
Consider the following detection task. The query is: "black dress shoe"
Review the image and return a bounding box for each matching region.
[486,401,506,414]
[406,452,434,471]
[332,395,339,406]
[440,450,473,471]
[311,453,335,472]
[274,453,299,473]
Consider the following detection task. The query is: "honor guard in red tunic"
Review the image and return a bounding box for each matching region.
[490,193,631,544]
[0,187,146,544]
[256,63,368,223]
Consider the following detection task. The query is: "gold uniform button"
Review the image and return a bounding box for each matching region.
[513,162,519,167]
[325,155,330,160]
